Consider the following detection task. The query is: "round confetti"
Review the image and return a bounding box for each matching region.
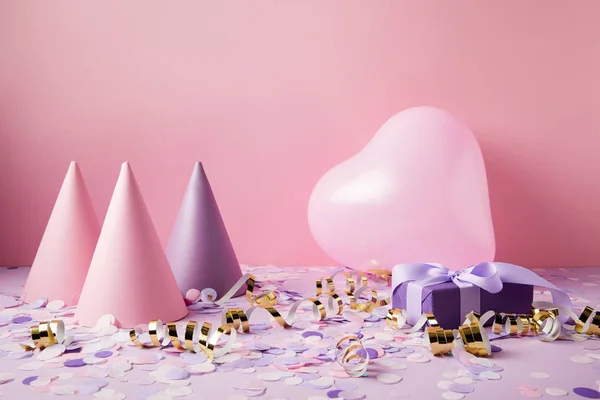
[545,388,568,397]
[442,392,464,400]
[327,390,343,399]
[64,358,87,368]
[437,381,453,390]
[166,386,193,397]
[12,316,32,324]
[94,351,113,359]
[573,387,600,399]
[530,372,550,379]
[338,391,366,400]
[570,356,595,364]
[520,390,542,398]
[377,373,403,384]
[480,371,501,380]
[50,385,78,395]
[46,300,65,311]
[190,362,216,373]
[335,381,359,391]
[407,353,430,363]
[454,377,474,385]
[311,377,335,389]
[17,361,44,371]
[185,289,201,303]
[37,344,66,361]
[284,377,303,386]
[448,383,474,394]
[22,376,38,385]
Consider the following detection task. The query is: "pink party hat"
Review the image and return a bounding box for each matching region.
[166,162,244,297]
[22,161,100,305]
[75,162,188,328]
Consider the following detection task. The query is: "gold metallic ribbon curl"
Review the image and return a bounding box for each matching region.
[335,334,369,378]
[21,320,66,351]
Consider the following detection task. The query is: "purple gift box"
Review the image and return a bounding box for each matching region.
[392,280,533,329]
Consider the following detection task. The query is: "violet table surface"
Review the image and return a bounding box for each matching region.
[1,266,599,400]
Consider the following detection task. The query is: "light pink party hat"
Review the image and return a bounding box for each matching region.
[22,161,100,305]
[76,162,188,328]
[166,162,244,297]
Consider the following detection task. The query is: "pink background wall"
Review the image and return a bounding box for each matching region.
[1,1,599,268]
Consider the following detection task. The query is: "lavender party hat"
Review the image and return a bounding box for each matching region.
[166,162,244,297]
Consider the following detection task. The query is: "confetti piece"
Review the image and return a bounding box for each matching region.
[46,300,65,311]
[442,392,465,400]
[377,373,402,384]
[520,390,542,398]
[573,387,600,399]
[480,371,501,380]
[448,383,474,394]
[50,385,78,395]
[258,372,283,382]
[37,344,66,361]
[454,377,474,385]
[310,377,335,389]
[570,356,595,364]
[337,391,366,400]
[545,388,568,396]
[284,377,303,386]
[166,386,193,397]
[530,372,549,379]
[17,361,44,371]
[190,362,216,373]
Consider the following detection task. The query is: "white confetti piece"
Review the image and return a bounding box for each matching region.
[233,380,266,391]
[239,368,257,374]
[442,392,465,400]
[471,357,494,367]
[190,362,216,373]
[437,381,453,390]
[94,389,116,398]
[377,373,402,384]
[95,314,115,329]
[284,377,303,385]
[36,344,66,361]
[46,300,65,311]
[50,385,78,395]
[0,373,15,384]
[454,377,474,385]
[585,353,600,360]
[166,386,193,397]
[310,377,335,389]
[407,353,430,363]
[258,372,283,382]
[17,361,44,371]
[530,372,549,379]
[214,353,241,363]
[480,371,501,380]
[57,373,73,380]
[570,355,595,364]
[130,376,156,385]
[545,388,568,396]
[443,370,461,379]
[30,378,53,387]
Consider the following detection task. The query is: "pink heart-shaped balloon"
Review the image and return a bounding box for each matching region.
[308,106,495,271]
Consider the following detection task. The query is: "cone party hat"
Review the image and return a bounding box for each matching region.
[166,162,244,297]
[22,161,100,305]
[76,162,188,327]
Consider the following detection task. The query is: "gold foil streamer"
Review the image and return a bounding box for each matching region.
[129,319,236,360]
[21,320,66,351]
[424,327,455,356]
[335,334,369,378]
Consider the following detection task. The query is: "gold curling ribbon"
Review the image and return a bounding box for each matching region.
[315,270,390,314]
[129,319,236,360]
[21,320,66,351]
[425,327,456,356]
[335,334,369,378]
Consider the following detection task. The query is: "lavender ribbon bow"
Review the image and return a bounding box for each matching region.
[391,262,572,326]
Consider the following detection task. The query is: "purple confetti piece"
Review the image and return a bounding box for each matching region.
[448,383,475,394]
[302,331,324,339]
[253,355,276,367]
[356,348,379,359]
[78,384,101,395]
[64,358,87,368]
[278,356,302,365]
[12,316,33,324]
[573,387,600,399]
[467,365,487,375]
[327,389,344,398]
[266,348,285,355]
[491,345,502,352]
[216,364,234,372]
[317,355,335,362]
[232,359,254,369]
[364,314,380,322]
[94,351,113,359]
[22,376,38,385]
[299,373,320,381]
